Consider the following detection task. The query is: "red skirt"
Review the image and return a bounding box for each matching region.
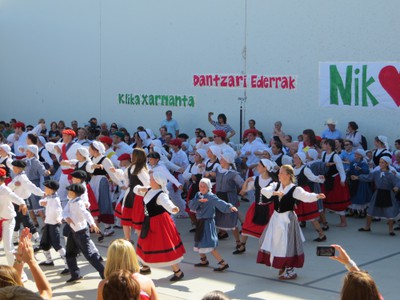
[131,195,145,230]
[242,202,274,238]
[87,184,100,217]
[295,185,320,221]
[322,176,350,212]
[136,213,186,265]
[256,251,305,269]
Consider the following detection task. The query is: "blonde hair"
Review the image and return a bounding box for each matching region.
[104,239,140,279]
[0,265,23,287]
[280,164,296,184]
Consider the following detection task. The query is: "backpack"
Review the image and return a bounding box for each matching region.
[360,135,368,150]
[355,131,368,150]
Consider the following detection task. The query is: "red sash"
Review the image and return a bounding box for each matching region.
[61,143,74,181]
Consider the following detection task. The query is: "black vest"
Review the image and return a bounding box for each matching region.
[271,182,297,213]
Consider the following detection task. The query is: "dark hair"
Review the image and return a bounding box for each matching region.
[103,270,140,300]
[27,134,38,145]
[249,119,255,125]
[217,114,227,124]
[137,126,145,132]
[348,121,359,131]
[325,139,336,151]
[395,139,400,145]
[302,129,317,146]
[178,133,189,140]
[336,138,345,149]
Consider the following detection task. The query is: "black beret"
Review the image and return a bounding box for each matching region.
[66,183,85,195]
[71,170,87,180]
[43,180,59,191]
[12,160,27,168]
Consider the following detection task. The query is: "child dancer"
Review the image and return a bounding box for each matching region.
[0,168,27,266]
[63,183,104,283]
[38,180,68,272]
[8,160,44,247]
[189,178,237,271]
[134,171,186,281]
[235,159,275,254]
[112,149,149,240]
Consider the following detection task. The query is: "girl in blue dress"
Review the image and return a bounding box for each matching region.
[189,178,237,271]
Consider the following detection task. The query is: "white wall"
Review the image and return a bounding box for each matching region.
[1,0,399,146]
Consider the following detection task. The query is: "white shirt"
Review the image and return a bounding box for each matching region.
[62,197,95,232]
[114,142,132,157]
[261,182,319,203]
[241,140,268,167]
[7,124,43,157]
[8,172,45,199]
[149,162,182,188]
[171,149,189,170]
[39,194,62,225]
[294,165,325,183]
[45,141,81,173]
[0,183,25,219]
[322,151,346,182]
[133,187,178,214]
[113,165,150,188]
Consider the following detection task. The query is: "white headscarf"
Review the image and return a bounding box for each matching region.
[0,144,14,156]
[296,152,307,165]
[196,149,207,160]
[377,135,389,149]
[77,147,90,160]
[260,158,274,172]
[92,141,105,155]
[26,145,39,158]
[152,171,168,193]
[199,178,212,192]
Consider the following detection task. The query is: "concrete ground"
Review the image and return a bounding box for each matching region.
[1,202,399,300]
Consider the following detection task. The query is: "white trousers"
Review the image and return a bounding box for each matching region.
[2,218,16,265]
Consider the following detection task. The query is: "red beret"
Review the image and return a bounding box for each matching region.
[99,136,113,146]
[243,129,258,138]
[0,168,6,177]
[62,129,76,138]
[170,138,182,147]
[14,122,25,129]
[212,130,226,138]
[118,153,131,161]
[315,136,322,142]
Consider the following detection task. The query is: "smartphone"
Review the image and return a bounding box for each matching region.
[316,246,335,256]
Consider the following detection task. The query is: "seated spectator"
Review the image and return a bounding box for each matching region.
[102,270,140,300]
[97,239,159,300]
[0,227,52,299]
[202,290,231,300]
[329,244,382,300]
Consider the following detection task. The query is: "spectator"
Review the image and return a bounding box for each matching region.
[71,120,79,134]
[329,244,382,300]
[160,110,179,137]
[102,270,140,300]
[57,120,66,132]
[345,121,363,150]
[11,227,52,299]
[208,112,235,139]
[97,239,158,300]
[48,121,61,143]
[202,290,231,300]
[321,118,342,139]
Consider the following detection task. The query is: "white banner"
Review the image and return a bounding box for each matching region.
[319,62,400,110]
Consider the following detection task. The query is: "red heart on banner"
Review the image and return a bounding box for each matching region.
[378,65,400,107]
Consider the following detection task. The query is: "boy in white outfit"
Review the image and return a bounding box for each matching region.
[8,160,44,248]
[0,168,27,265]
[38,180,68,274]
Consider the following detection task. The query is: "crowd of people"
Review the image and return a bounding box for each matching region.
[0,111,396,299]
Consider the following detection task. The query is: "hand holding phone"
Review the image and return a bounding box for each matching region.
[316,246,335,256]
